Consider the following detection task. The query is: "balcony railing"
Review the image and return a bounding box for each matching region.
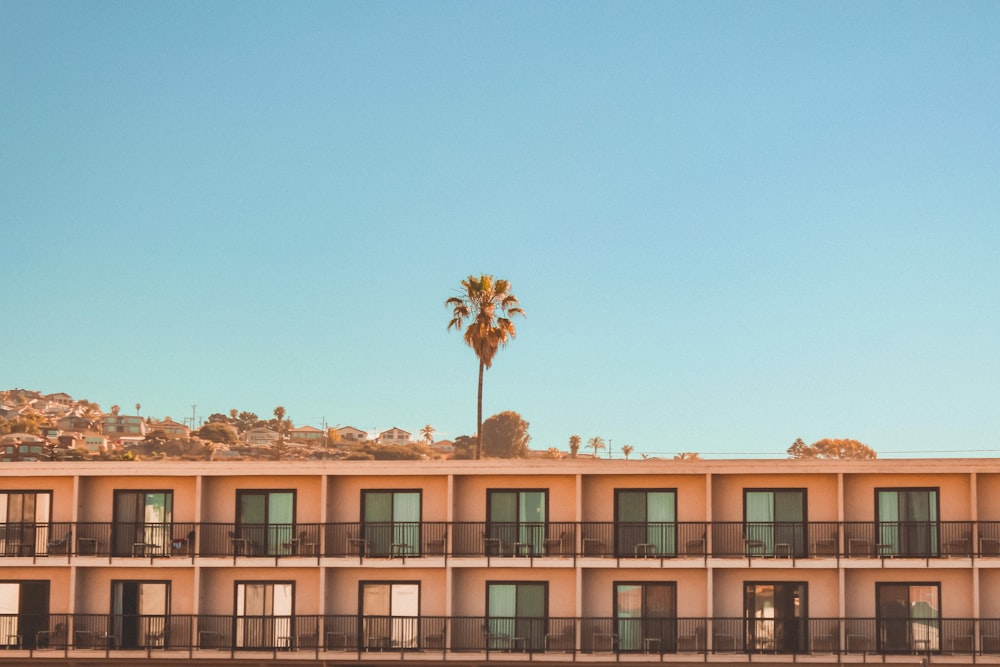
[8,613,1000,657]
[6,520,998,560]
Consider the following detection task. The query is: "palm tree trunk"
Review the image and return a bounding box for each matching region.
[476,360,484,459]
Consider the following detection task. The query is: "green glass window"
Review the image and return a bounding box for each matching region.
[487,490,547,556]
[236,490,295,556]
[615,489,676,557]
[876,489,938,557]
[487,582,546,651]
[744,489,806,557]
[362,490,421,557]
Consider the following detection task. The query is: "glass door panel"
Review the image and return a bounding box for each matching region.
[745,583,806,653]
[877,490,938,556]
[616,490,676,557]
[113,491,173,556]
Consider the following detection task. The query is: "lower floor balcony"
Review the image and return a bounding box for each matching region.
[7,614,1000,659]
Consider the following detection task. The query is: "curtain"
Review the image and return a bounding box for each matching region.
[746,492,775,552]
[616,585,642,650]
[520,492,546,551]
[393,493,421,551]
[647,492,676,554]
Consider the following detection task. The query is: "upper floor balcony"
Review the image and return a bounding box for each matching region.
[8,612,1000,659]
[7,519,997,562]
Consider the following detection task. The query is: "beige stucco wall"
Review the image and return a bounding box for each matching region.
[581,474,708,522]
[711,474,839,522]
[0,476,74,521]
[843,569,973,617]
[74,567,197,614]
[324,568,447,615]
[198,567,321,615]
[582,568,708,616]
[77,475,197,522]
[326,475,449,522]
[451,568,576,617]
[842,473,972,521]
[452,475,577,522]
[200,475,322,523]
[712,569,840,617]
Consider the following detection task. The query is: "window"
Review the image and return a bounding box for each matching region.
[112,490,173,557]
[615,582,676,652]
[744,489,806,557]
[876,488,939,557]
[360,582,419,649]
[0,581,48,649]
[236,490,295,556]
[744,582,807,653]
[877,583,940,653]
[235,582,293,649]
[362,490,421,557]
[615,489,676,557]
[486,582,547,651]
[487,489,547,556]
[0,491,51,556]
[111,581,169,649]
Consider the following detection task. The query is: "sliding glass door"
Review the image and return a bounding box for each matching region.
[877,489,938,557]
[615,490,676,557]
[615,582,676,652]
[744,582,807,653]
[487,582,546,651]
[0,581,48,650]
[0,492,50,556]
[744,490,806,557]
[360,582,419,649]
[237,490,295,556]
[111,581,168,649]
[877,583,940,653]
[235,582,293,649]
[487,490,547,556]
[113,491,172,556]
[362,491,421,557]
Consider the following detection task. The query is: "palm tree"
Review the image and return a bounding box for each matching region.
[273,406,286,438]
[622,444,634,460]
[446,274,525,459]
[588,436,606,458]
[271,406,287,460]
[568,435,581,459]
[420,424,435,446]
[110,404,120,416]
[135,402,141,416]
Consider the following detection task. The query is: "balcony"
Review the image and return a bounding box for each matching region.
[7,520,996,561]
[9,613,1000,658]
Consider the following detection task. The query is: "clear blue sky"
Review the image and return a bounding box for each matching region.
[2,2,998,458]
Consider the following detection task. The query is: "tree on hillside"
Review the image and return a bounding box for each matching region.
[452,435,477,460]
[787,438,877,460]
[481,411,531,458]
[229,408,238,423]
[587,436,606,458]
[674,452,701,460]
[110,405,120,416]
[270,406,288,460]
[568,435,581,459]
[446,274,525,459]
[234,411,258,433]
[135,402,141,416]
[207,413,230,424]
[197,422,238,445]
[420,424,435,445]
[622,444,634,460]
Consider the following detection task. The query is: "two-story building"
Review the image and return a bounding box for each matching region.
[1,458,999,666]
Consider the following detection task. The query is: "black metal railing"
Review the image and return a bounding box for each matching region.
[9,614,1000,656]
[7,520,999,560]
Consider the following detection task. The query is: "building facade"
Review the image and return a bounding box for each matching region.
[1,458,999,665]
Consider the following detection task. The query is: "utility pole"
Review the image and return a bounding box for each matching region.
[191,405,197,430]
